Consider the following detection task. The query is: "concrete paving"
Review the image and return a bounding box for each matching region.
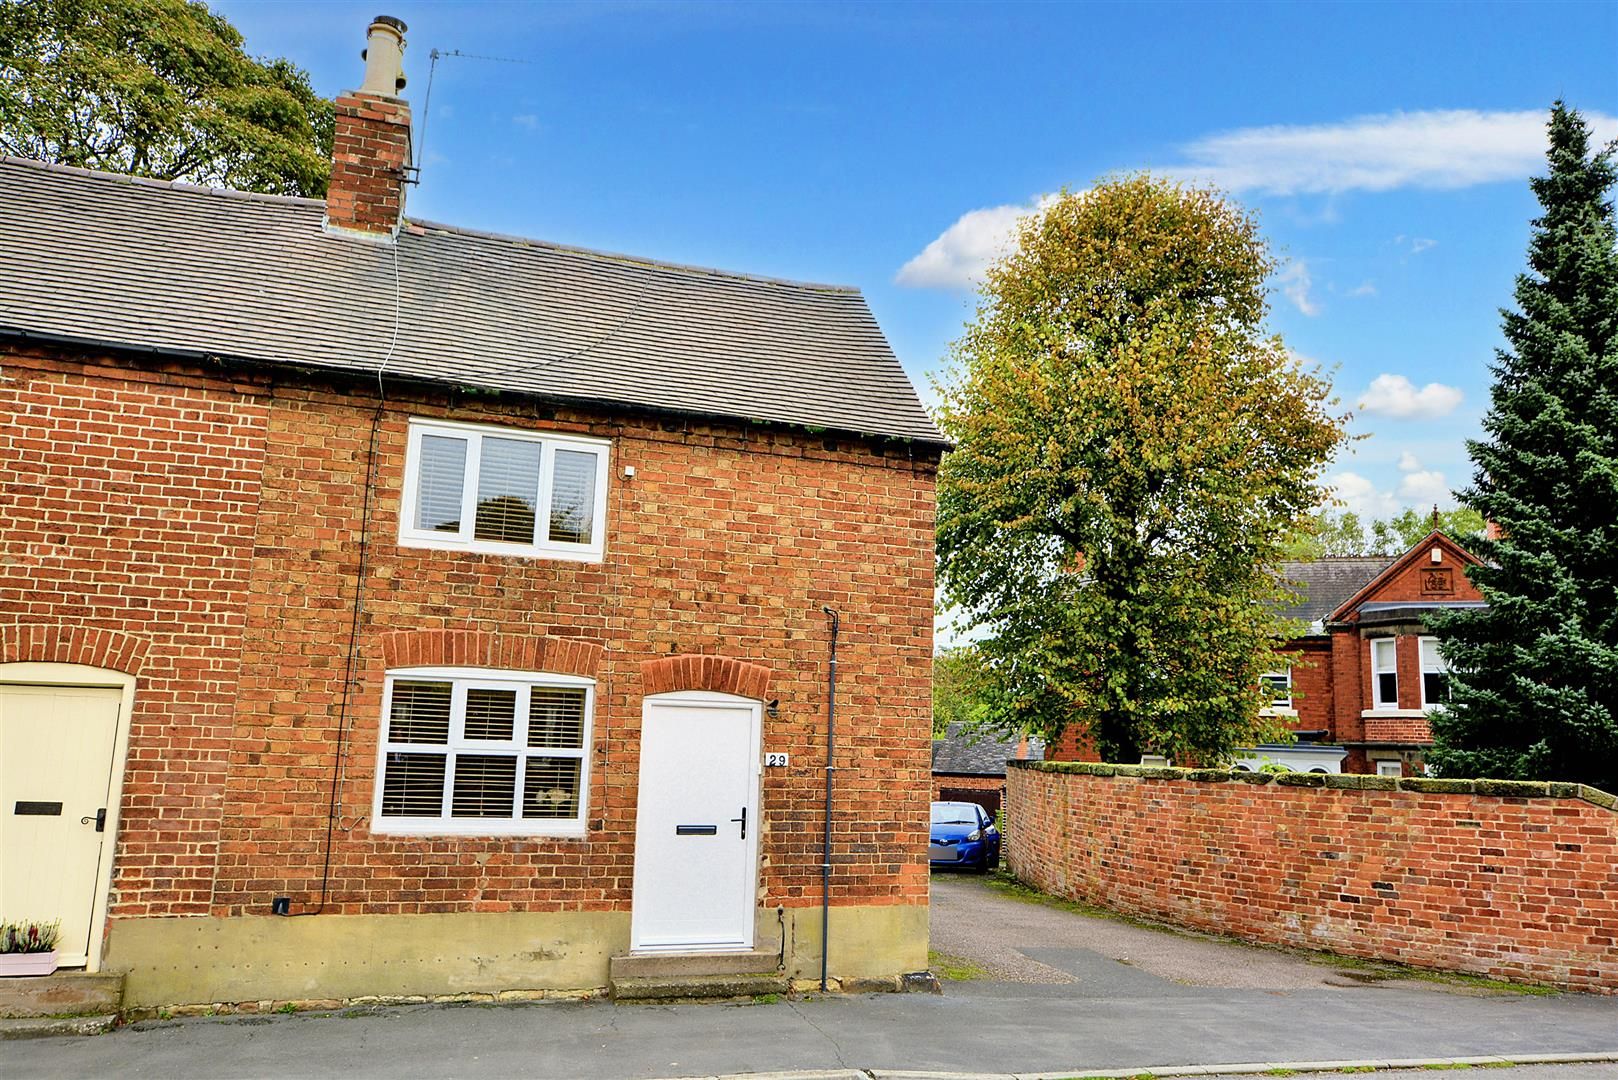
[8,873,1617,1078]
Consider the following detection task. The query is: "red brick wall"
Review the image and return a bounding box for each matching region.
[0,351,269,917]
[0,343,938,921]
[933,774,1004,816]
[1278,637,1332,733]
[1363,715,1434,743]
[1007,762,1618,993]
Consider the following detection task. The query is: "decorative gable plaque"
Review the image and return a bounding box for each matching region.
[1420,567,1454,596]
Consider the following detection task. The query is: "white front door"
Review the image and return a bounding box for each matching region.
[630,692,761,951]
[0,684,124,967]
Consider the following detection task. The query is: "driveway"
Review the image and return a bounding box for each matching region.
[7,874,1617,1079]
[930,870,1381,989]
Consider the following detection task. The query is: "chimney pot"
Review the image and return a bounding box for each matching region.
[360,16,409,96]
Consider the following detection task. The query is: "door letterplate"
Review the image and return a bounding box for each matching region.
[675,825,718,836]
[14,801,63,816]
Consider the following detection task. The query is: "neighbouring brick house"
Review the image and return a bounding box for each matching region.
[0,18,943,1008]
[1046,530,1483,776]
[1244,529,1485,776]
[930,724,1042,818]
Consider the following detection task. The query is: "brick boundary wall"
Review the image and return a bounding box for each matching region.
[1006,760,1618,993]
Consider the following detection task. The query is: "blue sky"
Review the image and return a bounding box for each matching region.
[219,0,1618,519]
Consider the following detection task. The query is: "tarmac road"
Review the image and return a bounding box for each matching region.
[8,873,1616,1079]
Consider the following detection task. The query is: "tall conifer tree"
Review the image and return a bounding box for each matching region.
[1428,104,1618,790]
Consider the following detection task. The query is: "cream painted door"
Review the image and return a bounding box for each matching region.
[630,694,761,951]
[0,684,123,967]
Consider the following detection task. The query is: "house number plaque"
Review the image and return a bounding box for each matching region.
[764,752,790,767]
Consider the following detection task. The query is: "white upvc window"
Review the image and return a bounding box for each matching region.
[1260,667,1293,710]
[1377,759,1404,778]
[399,418,609,561]
[371,667,593,837]
[1371,638,1399,709]
[1419,636,1450,709]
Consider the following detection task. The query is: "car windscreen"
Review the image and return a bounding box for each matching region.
[930,804,978,824]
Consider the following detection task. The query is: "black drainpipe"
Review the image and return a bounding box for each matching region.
[819,605,839,992]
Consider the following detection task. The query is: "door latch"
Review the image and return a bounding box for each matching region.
[80,808,106,832]
[730,806,747,840]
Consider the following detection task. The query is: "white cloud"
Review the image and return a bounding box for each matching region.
[895,200,1044,289]
[1397,468,1451,504]
[513,114,541,131]
[899,107,1618,292]
[1276,259,1320,316]
[1331,467,1456,518]
[1179,109,1618,196]
[1357,373,1464,419]
[1397,451,1422,472]
[1347,280,1377,297]
[1329,471,1403,519]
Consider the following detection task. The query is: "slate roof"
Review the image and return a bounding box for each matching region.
[1277,557,1395,626]
[0,157,945,446]
[931,724,1044,776]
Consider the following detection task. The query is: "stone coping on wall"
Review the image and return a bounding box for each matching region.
[1009,758,1618,811]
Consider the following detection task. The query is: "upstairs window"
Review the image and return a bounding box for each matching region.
[372,669,592,836]
[1260,668,1293,710]
[1419,636,1450,709]
[401,419,608,561]
[1371,638,1399,709]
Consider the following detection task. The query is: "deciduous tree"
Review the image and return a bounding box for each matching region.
[931,646,990,738]
[0,0,333,197]
[1289,507,1485,558]
[1428,104,1618,790]
[936,177,1347,764]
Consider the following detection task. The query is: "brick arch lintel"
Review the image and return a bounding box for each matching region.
[0,622,150,675]
[642,654,771,701]
[379,628,604,680]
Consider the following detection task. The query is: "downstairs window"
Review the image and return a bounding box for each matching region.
[372,669,592,836]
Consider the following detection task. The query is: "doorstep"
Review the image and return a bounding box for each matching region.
[0,970,124,1019]
[608,947,787,1002]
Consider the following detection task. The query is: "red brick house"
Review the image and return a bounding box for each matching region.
[1044,530,1483,776]
[0,19,943,1008]
[1249,529,1485,776]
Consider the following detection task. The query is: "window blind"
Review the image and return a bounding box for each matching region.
[548,449,597,545]
[415,436,467,533]
[474,437,541,544]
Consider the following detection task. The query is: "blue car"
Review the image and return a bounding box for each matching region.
[929,800,1000,872]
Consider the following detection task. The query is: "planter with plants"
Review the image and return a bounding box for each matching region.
[0,920,61,976]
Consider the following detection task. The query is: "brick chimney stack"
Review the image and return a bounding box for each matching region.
[325,16,412,239]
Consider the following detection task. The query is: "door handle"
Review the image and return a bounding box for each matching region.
[80,808,106,832]
[730,806,747,840]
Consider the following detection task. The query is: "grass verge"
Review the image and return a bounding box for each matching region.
[928,949,989,981]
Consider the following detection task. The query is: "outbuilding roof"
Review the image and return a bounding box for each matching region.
[931,724,1044,777]
[0,157,945,447]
